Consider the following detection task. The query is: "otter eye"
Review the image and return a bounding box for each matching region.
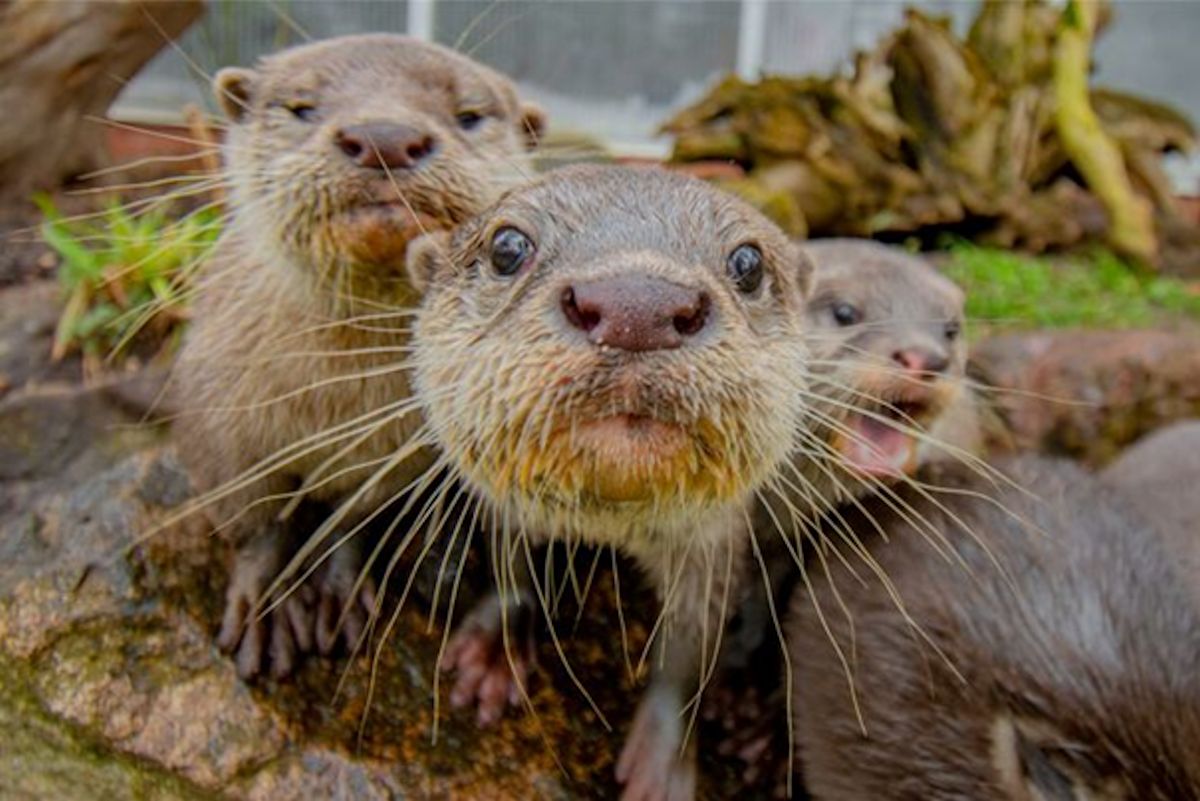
[944,320,962,341]
[457,110,485,131]
[726,244,764,294]
[286,102,317,122]
[490,227,534,276]
[832,302,861,327]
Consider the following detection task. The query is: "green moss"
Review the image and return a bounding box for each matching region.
[939,242,1200,333]
[0,651,216,801]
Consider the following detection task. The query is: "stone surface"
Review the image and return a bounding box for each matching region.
[0,374,741,799]
[973,328,1200,466]
[4,268,1199,800]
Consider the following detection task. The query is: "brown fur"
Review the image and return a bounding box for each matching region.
[172,34,544,678]
[789,455,1200,801]
[1101,420,1200,605]
[726,241,974,676]
[408,164,814,801]
[790,239,971,507]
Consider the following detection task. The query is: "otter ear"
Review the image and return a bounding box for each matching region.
[406,230,453,294]
[518,102,547,150]
[214,67,255,122]
[791,241,815,300]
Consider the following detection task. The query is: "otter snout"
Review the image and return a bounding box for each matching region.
[560,276,710,352]
[892,345,950,377]
[335,121,438,171]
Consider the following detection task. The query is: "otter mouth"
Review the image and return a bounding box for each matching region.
[834,391,940,479]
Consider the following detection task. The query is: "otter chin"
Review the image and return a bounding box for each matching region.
[567,414,692,502]
[326,203,444,266]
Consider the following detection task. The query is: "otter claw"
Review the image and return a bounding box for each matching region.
[313,546,378,656]
[441,594,536,726]
[616,689,697,801]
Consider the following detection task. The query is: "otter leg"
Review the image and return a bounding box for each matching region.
[217,523,316,680]
[617,517,747,801]
[441,532,538,726]
[314,532,379,657]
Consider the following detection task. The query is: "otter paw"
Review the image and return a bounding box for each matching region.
[314,542,379,657]
[440,594,536,726]
[217,537,316,680]
[616,689,697,801]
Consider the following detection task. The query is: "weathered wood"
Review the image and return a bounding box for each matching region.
[1054,0,1155,263]
[663,0,1195,269]
[0,0,204,205]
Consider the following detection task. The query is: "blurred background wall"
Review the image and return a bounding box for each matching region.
[112,0,1200,191]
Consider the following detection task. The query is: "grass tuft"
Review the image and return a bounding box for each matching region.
[37,196,221,373]
[939,242,1200,333]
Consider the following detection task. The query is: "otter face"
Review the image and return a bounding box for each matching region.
[801,240,965,478]
[213,34,545,294]
[410,166,812,540]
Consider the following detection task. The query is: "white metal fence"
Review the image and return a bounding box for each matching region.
[113,0,1200,188]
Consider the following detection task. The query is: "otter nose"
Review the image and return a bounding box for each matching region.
[892,346,950,376]
[335,122,437,170]
[561,277,709,352]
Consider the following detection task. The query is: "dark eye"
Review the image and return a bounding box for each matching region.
[832,302,861,327]
[944,320,961,341]
[726,244,764,294]
[286,102,317,122]
[457,110,485,131]
[490,226,534,276]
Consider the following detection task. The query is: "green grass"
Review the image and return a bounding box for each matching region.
[940,242,1200,332]
[37,196,222,370]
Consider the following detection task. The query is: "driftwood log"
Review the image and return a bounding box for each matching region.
[663,0,1197,271]
[0,0,203,206]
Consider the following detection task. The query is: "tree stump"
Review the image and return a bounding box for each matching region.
[0,0,204,207]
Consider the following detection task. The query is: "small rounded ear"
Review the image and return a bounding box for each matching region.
[214,67,255,122]
[791,241,815,300]
[406,230,454,295]
[518,102,547,150]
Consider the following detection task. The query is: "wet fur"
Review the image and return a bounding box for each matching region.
[172,33,543,677]
[409,165,814,800]
[789,455,1200,800]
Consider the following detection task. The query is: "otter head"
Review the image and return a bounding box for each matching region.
[213,33,545,305]
[409,166,812,542]
[801,240,965,479]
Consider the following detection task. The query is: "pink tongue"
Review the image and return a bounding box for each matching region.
[839,414,916,478]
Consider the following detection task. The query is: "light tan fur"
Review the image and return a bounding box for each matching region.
[408,165,814,801]
[172,33,544,678]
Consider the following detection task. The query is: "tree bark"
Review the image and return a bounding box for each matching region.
[0,0,204,206]
[1053,0,1157,265]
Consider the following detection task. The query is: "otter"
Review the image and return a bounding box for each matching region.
[405,164,814,800]
[172,34,545,679]
[1101,419,1200,598]
[707,240,977,796]
[795,239,972,491]
[787,455,1200,800]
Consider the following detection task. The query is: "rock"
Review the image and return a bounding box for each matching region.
[973,328,1200,465]
[0,367,743,798]
[0,279,74,395]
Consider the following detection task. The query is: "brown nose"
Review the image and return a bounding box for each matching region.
[561,277,709,352]
[892,347,950,376]
[335,122,437,170]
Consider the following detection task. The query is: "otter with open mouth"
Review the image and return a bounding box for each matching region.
[799,239,969,486]
[406,164,814,800]
[172,34,544,679]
